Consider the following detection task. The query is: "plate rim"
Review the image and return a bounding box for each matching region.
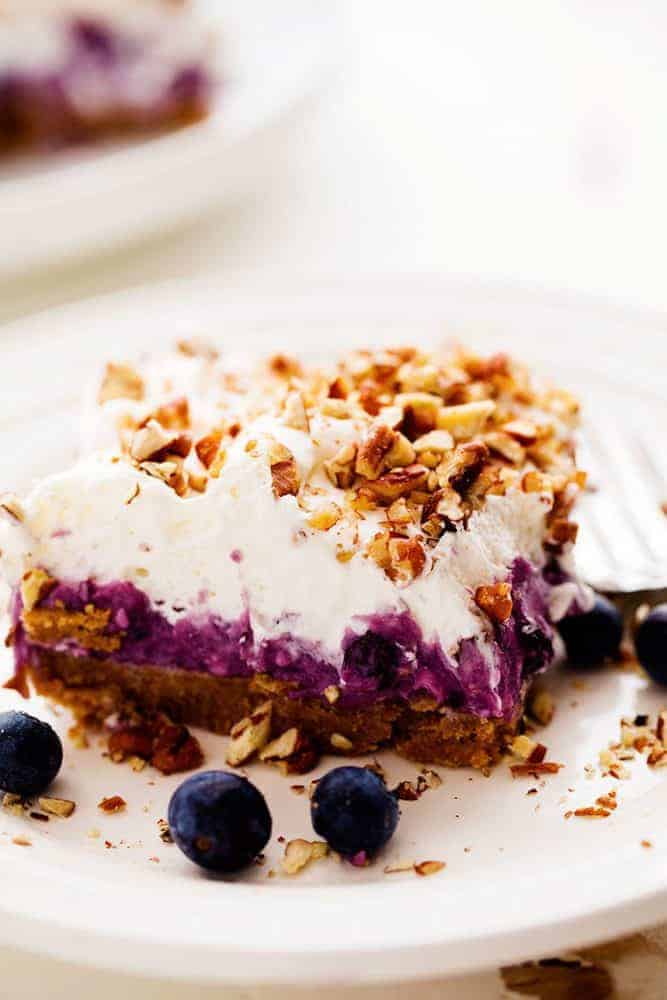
[1,274,667,984]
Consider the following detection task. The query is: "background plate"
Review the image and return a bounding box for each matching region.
[0,277,666,985]
[0,1,336,276]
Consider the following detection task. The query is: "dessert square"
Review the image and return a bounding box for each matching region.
[0,340,590,768]
[0,1,215,156]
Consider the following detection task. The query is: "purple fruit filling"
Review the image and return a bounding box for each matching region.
[0,15,213,154]
[13,558,578,720]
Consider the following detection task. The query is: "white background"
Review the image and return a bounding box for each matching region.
[2,0,667,322]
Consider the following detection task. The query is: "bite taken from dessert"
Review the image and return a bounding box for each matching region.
[0,339,595,773]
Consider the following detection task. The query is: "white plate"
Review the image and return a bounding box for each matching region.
[0,277,667,986]
[0,1,336,276]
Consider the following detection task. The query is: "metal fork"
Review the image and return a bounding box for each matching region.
[575,410,667,597]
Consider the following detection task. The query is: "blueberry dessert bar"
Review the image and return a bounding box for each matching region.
[1,341,589,768]
[0,1,215,156]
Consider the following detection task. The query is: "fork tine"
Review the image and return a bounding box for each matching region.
[575,409,667,591]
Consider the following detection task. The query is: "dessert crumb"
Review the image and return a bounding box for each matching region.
[157,818,173,843]
[98,795,126,814]
[414,860,446,877]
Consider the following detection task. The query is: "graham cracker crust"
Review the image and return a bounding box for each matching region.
[27,649,523,769]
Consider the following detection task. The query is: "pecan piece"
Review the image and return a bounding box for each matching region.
[148,397,190,430]
[388,536,426,582]
[474,582,513,623]
[307,503,343,531]
[283,391,310,432]
[259,728,319,774]
[362,464,428,502]
[267,440,299,498]
[130,420,191,463]
[421,487,466,538]
[281,838,328,875]
[195,429,223,469]
[436,400,495,438]
[502,418,538,445]
[225,702,272,767]
[356,424,397,479]
[98,795,126,814]
[324,443,357,488]
[436,442,489,494]
[98,362,144,404]
[107,714,203,775]
[151,721,204,775]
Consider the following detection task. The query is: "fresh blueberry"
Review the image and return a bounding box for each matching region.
[342,631,400,689]
[311,765,399,857]
[0,710,63,797]
[557,594,623,668]
[168,770,271,873]
[635,604,667,686]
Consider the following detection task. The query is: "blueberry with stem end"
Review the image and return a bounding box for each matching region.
[311,765,399,858]
[635,604,667,686]
[557,594,623,668]
[168,771,271,873]
[0,710,63,797]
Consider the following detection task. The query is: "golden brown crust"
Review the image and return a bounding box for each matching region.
[27,650,522,768]
[22,604,120,653]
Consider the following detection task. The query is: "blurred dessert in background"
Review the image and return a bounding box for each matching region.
[0,0,217,156]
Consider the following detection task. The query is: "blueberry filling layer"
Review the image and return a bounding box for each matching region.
[13,558,570,719]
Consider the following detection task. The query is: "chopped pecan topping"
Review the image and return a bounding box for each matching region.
[259,727,319,774]
[414,860,446,877]
[281,838,328,875]
[195,429,223,468]
[226,702,272,766]
[307,503,343,531]
[436,441,489,493]
[388,536,426,582]
[107,714,203,775]
[355,424,397,479]
[330,732,354,751]
[421,487,466,538]
[87,340,583,577]
[362,464,429,502]
[98,362,144,404]
[324,443,357,488]
[485,431,525,466]
[20,568,56,613]
[130,420,191,463]
[138,459,188,496]
[148,397,190,430]
[412,429,454,454]
[436,400,495,437]
[98,795,126,814]
[283,391,310,432]
[502,418,538,444]
[475,582,513,623]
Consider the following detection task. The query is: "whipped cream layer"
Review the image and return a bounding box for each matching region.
[2,444,555,655]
